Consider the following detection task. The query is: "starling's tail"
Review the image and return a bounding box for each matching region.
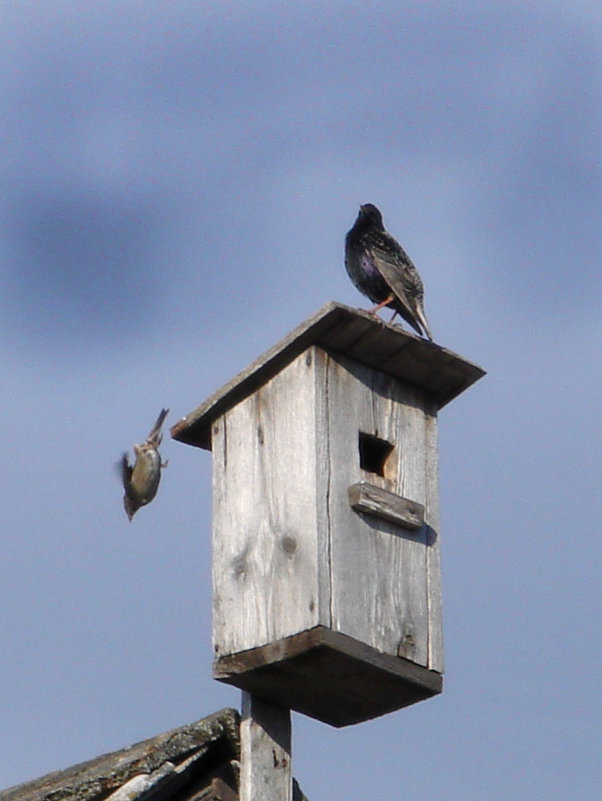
[415,305,433,341]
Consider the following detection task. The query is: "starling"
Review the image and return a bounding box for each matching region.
[345,203,432,340]
[121,408,169,521]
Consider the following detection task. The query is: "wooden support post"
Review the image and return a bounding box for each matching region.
[240,691,292,801]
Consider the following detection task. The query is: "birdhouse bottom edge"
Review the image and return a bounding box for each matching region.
[213,625,442,727]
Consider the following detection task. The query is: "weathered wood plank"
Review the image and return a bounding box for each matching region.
[324,352,430,666]
[214,627,442,727]
[348,482,425,530]
[425,400,444,672]
[212,351,322,658]
[312,347,333,634]
[170,301,485,449]
[240,692,292,801]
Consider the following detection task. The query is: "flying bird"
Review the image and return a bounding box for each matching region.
[345,203,433,340]
[121,408,169,521]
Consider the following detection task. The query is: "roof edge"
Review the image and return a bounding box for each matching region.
[170,301,485,450]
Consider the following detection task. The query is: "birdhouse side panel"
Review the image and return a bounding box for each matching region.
[324,353,431,667]
[211,352,322,658]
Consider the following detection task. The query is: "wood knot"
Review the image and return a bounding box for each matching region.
[232,555,248,578]
[280,534,298,555]
[397,624,416,659]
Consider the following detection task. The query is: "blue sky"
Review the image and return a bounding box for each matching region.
[1,2,601,798]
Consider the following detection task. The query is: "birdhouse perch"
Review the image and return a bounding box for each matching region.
[172,302,484,727]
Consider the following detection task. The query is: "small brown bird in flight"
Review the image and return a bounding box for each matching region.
[121,408,169,520]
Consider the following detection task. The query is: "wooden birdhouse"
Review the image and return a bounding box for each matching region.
[172,302,484,727]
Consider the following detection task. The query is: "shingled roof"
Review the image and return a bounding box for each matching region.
[0,709,307,801]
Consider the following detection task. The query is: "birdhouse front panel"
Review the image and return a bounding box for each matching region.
[321,351,442,672]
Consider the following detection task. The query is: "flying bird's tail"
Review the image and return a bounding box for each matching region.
[146,408,169,447]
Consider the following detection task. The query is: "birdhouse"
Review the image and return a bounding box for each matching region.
[172,302,484,727]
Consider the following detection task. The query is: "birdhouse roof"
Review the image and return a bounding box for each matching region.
[171,301,485,450]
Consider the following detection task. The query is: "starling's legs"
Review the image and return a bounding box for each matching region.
[368,294,395,314]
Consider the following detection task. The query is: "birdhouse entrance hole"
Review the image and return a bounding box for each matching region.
[358,432,393,477]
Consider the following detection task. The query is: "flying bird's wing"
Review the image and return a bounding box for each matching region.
[120,453,133,488]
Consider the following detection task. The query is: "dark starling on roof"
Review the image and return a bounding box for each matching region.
[345,203,432,340]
